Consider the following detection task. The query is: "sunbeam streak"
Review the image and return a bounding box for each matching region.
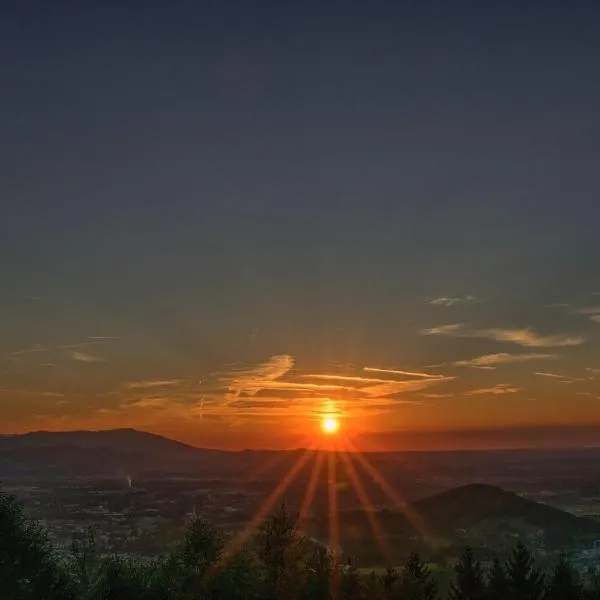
[299,451,325,525]
[327,450,340,595]
[346,440,434,542]
[225,447,315,555]
[339,446,391,562]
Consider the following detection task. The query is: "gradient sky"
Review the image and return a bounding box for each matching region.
[2,1,600,449]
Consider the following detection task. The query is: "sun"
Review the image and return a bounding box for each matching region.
[321,416,339,434]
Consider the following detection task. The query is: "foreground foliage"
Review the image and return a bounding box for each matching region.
[1,490,597,600]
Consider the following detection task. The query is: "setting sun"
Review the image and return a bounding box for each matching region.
[321,416,339,434]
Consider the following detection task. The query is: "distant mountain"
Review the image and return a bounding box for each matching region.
[0,429,219,476]
[0,429,289,477]
[413,483,595,536]
[0,428,201,457]
[311,483,600,560]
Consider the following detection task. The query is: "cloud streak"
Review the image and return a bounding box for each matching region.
[453,353,557,368]
[534,372,585,383]
[422,324,584,347]
[71,350,103,363]
[363,367,446,379]
[428,295,478,307]
[125,379,186,390]
[468,383,519,395]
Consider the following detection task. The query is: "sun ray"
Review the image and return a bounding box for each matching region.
[224,446,315,555]
[239,449,299,486]
[338,445,391,562]
[345,439,434,542]
[327,449,340,595]
[299,450,325,526]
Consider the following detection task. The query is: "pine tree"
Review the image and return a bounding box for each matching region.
[341,556,363,600]
[302,546,332,600]
[487,558,508,600]
[545,552,581,600]
[450,547,486,600]
[365,570,382,600]
[256,504,306,600]
[506,542,544,600]
[399,552,437,600]
[0,490,75,600]
[382,565,399,600]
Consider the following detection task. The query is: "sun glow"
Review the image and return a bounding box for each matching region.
[321,416,339,434]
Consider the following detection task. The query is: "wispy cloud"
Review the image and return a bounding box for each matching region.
[421,393,453,399]
[591,315,600,324]
[534,372,564,379]
[222,354,296,398]
[303,374,391,384]
[468,383,519,395]
[7,344,48,357]
[125,379,186,390]
[363,367,446,379]
[360,377,454,397]
[421,324,464,335]
[453,353,557,368]
[58,340,111,350]
[586,368,600,375]
[128,398,172,409]
[428,295,478,307]
[71,350,103,363]
[534,372,585,383]
[574,306,600,315]
[422,324,584,348]
[0,387,64,398]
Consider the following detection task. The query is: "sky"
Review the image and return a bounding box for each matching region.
[1,1,600,450]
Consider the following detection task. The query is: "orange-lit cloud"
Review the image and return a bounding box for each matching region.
[363,367,446,379]
[125,379,186,390]
[71,350,104,363]
[467,383,519,395]
[422,324,584,347]
[0,388,64,398]
[360,377,454,397]
[453,353,557,368]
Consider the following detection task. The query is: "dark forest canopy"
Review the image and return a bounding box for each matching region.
[1,489,599,600]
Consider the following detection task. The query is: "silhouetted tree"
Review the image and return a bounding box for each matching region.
[382,565,399,600]
[71,527,100,597]
[157,516,223,599]
[582,567,600,600]
[302,546,333,600]
[340,557,363,600]
[365,570,382,600]
[255,504,308,600]
[398,552,437,600]
[208,546,263,600]
[487,558,508,600]
[450,547,485,600]
[545,553,581,600]
[88,556,151,600]
[0,490,75,600]
[506,542,544,600]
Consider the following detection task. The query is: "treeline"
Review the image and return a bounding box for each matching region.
[1,490,599,600]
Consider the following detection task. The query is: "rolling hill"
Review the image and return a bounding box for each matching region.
[309,483,600,562]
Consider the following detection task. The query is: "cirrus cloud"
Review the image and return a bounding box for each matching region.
[453,353,557,368]
[421,324,584,348]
